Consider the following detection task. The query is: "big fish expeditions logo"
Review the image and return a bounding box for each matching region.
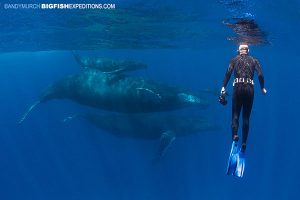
[2,3,116,10]
[41,3,116,9]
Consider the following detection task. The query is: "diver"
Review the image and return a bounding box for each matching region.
[219,44,267,177]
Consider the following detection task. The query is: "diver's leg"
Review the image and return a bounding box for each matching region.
[232,86,243,141]
[241,85,254,152]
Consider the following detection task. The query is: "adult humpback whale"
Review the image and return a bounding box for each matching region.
[19,69,209,123]
[64,112,218,162]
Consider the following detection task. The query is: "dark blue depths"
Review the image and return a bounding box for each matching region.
[0,0,300,200]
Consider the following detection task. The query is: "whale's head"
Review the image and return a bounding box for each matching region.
[177,92,210,108]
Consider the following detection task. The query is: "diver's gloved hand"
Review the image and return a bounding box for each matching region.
[262,88,267,95]
[219,87,227,106]
[221,87,226,95]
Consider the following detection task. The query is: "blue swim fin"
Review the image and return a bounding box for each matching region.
[226,141,239,175]
[234,151,245,178]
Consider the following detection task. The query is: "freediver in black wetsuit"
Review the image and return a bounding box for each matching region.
[221,44,267,152]
[220,44,267,177]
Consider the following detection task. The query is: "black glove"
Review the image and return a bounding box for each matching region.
[219,92,227,106]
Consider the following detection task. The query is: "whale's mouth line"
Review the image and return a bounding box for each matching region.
[136,87,162,100]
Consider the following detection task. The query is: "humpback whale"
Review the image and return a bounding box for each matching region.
[64,112,218,162]
[72,52,148,74]
[19,69,209,123]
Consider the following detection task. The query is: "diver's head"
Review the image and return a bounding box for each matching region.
[238,44,249,55]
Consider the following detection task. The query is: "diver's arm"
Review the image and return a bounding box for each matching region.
[219,58,234,105]
[221,60,234,93]
[254,59,267,94]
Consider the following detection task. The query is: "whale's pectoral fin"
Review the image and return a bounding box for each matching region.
[136,87,162,103]
[152,131,176,164]
[18,101,41,124]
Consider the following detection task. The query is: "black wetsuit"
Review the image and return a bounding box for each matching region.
[223,54,264,150]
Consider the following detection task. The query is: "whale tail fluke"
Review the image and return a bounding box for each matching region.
[18,101,41,124]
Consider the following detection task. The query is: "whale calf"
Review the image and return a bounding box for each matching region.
[72,52,148,74]
[19,69,209,123]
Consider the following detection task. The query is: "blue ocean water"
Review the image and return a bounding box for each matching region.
[0,0,300,199]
